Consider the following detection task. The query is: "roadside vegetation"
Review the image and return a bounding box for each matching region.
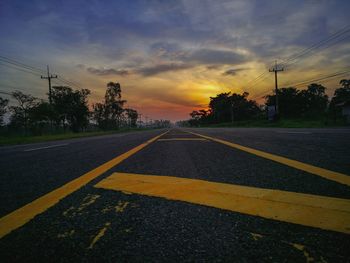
[179,79,350,128]
[0,127,153,146]
[0,81,170,145]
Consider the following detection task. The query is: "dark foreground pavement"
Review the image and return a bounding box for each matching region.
[0,128,349,262]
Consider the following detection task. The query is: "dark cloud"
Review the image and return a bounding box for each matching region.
[137,63,192,76]
[86,67,129,76]
[222,68,249,76]
[206,65,224,70]
[149,42,186,60]
[76,64,85,69]
[186,49,248,65]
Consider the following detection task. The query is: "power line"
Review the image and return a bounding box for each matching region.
[251,69,350,101]
[247,24,350,93]
[280,25,350,68]
[0,61,42,77]
[0,54,84,90]
[286,69,350,87]
[0,55,46,74]
[56,76,82,89]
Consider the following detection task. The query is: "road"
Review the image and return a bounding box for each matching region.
[0,128,349,262]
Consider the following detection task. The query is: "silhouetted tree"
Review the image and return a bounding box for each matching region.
[28,101,54,135]
[92,102,107,129]
[265,87,301,118]
[105,82,126,128]
[124,108,138,127]
[299,84,328,117]
[189,91,260,125]
[265,84,328,118]
[230,92,260,121]
[0,97,9,126]
[51,86,91,132]
[189,109,210,126]
[329,79,350,120]
[93,82,127,130]
[9,91,38,134]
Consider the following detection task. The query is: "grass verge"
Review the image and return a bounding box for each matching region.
[199,118,348,128]
[0,128,153,146]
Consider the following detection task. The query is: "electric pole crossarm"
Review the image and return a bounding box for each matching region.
[40,65,57,104]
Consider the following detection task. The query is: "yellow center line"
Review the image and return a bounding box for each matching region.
[157,138,208,141]
[0,130,168,239]
[187,131,350,187]
[95,172,350,234]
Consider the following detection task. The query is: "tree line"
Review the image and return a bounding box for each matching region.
[186,79,350,126]
[0,81,170,135]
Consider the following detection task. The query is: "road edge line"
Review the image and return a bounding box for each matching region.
[0,130,168,239]
[188,131,350,187]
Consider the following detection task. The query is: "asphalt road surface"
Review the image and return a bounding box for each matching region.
[0,128,349,262]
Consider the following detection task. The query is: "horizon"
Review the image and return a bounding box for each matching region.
[0,0,349,122]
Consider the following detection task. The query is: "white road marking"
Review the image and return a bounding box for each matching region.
[277,131,312,134]
[23,143,69,152]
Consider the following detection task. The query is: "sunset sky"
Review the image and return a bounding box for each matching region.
[0,0,349,121]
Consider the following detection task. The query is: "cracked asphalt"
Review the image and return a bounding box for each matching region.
[0,128,349,262]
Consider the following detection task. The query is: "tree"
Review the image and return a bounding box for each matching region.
[0,97,9,126]
[104,82,126,128]
[189,91,260,125]
[93,82,127,130]
[51,86,91,132]
[124,108,138,127]
[331,79,350,104]
[230,92,260,121]
[265,84,328,118]
[265,87,301,118]
[208,92,260,123]
[329,79,350,120]
[299,83,328,117]
[189,110,210,126]
[92,102,107,129]
[10,91,38,134]
[209,92,231,123]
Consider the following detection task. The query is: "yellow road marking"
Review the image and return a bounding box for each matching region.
[77,194,100,212]
[0,131,168,239]
[88,222,111,249]
[57,229,75,239]
[95,172,350,234]
[158,138,207,141]
[188,131,350,186]
[115,201,129,213]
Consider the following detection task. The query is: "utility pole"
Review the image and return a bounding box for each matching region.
[41,65,57,104]
[269,61,284,117]
[231,99,234,123]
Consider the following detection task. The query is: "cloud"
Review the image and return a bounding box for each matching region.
[222,68,249,76]
[186,49,248,65]
[76,64,85,69]
[86,67,129,76]
[136,63,192,76]
[206,65,224,70]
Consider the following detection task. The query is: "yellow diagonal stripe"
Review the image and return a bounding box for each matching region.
[95,172,350,234]
[0,131,168,239]
[188,131,350,186]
